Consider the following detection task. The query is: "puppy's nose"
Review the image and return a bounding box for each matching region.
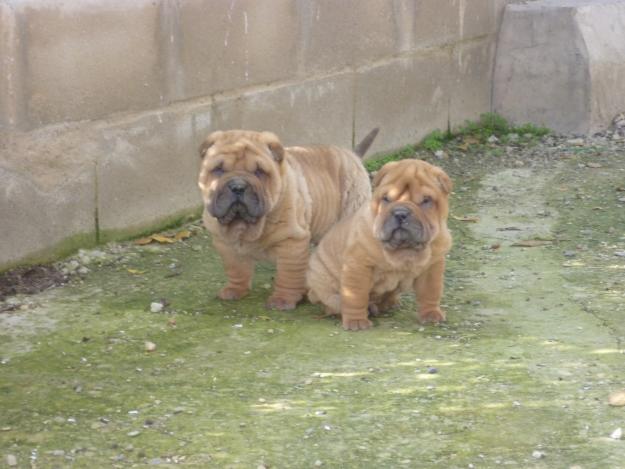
[392,206,411,223]
[227,178,247,196]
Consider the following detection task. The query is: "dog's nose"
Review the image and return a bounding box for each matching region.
[392,206,411,222]
[227,178,247,196]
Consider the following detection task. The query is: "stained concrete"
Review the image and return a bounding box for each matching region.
[493,0,625,134]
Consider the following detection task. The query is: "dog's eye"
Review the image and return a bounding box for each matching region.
[381,195,391,204]
[420,196,433,207]
[212,165,224,176]
[254,167,266,178]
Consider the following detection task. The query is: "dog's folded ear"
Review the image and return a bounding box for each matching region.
[372,161,399,188]
[199,131,224,159]
[433,168,453,195]
[260,131,285,163]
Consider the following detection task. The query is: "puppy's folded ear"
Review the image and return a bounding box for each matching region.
[260,131,285,163]
[434,168,453,195]
[372,161,399,188]
[198,131,224,159]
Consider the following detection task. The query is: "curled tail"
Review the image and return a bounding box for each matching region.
[353,128,380,158]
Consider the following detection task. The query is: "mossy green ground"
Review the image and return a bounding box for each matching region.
[2,138,625,468]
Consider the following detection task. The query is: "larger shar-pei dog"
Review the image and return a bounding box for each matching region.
[198,129,378,310]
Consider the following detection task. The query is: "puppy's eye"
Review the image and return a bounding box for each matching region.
[420,196,433,207]
[212,165,224,176]
[381,195,391,204]
[254,167,266,178]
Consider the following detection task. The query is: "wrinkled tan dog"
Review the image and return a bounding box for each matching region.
[307,159,452,330]
[198,129,378,310]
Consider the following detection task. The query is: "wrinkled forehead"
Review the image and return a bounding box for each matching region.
[380,163,438,196]
[207,138,270,166]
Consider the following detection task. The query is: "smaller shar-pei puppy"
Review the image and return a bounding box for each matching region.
[198,129,378,310]
[307,159,452,330]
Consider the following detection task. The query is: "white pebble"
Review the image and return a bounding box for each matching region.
[127,430,141,437]
[610,427,622,440]
[150,302,164,313]
[532,450,545,459]
[6,455,17,467]
[144,341,157,352]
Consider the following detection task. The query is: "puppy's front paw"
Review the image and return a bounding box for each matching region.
[342,317,373,331]
[218,286,248,301]
[266,294,297,311]
[418,308,446,324]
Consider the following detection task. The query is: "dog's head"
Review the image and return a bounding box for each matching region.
[198,130,285,240]
[371,159,452,255]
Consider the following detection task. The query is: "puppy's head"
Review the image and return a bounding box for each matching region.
[371,159,452,253]
[198,130,285,239]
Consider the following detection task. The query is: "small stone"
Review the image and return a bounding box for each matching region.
[257,465,267,469]
[127,430,141,437]
[487,135,499,143]
[532,450,545,459]
[610,427,622,440]
[608,390,625,406]
[563,251,576,258]
[50,450,65,457]
[427,367,438,374]
[149,458,162,465]
[150,302,164,313]
[567,138,585,146]
[314,460,323,467]
[144,341,157,352]
[77,266,90,275]
[614,251,625,258]
[6,455,17,466]
[434,150,447,159]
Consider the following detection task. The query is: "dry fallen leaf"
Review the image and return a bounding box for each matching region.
[151,234,176,244]
[127,269,146,275]
[174,230,192,241]
[511,240,553,247]
[608,390,625,407]
[453,215,480,223]
[134,237,154,245]
[135,230,192,245]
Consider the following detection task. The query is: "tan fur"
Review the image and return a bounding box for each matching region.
[198,130,371,310]
[307,159,452,330]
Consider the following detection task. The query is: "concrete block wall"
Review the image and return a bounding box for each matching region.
[493,0,625,135]
[0,0,507,271]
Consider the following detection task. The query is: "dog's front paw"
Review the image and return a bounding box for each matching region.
[266,294,297,311]
[218,286,248,301]
[418,308,446,324]
[342,317,373,331]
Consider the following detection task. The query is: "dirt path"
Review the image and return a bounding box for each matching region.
[1,138,624,468]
